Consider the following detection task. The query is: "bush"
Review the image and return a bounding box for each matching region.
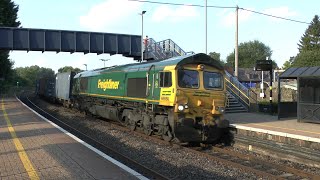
[258,101,278,114]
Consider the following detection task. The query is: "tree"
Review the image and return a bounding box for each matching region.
[208,52,225,66]
[282,61,291,70]
[226,40,273,68]
[15,66,55,87]
[209,52,220,61]
[0,0,21,81]
[0,51,14,80]
[298,15,320,52]
[292,51,320,67]
[282,56,295,70]
[293,15,320,67]
[58,66,82,74]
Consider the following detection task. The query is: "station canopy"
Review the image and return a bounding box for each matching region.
[279,66,320,79]
[278,66,320,123]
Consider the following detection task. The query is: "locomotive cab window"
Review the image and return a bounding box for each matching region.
[178,69,199,88]
[159,72,172,87]
[204,71,223,89]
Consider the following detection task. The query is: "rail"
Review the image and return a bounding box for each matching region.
[19,94,319,179]
[210,145,320,179]
[20,95,170,180]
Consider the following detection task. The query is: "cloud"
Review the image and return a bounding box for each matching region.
[263,7,297,18]
[221,8,253,27]
[68,56,90,70]
[79,0,142,31]
[34,56,48,67]
[152,5,198,22]
[262,7,297,21]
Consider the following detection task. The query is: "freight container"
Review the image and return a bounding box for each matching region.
[55,71,75,107]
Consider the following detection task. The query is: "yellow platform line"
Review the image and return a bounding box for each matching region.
[1,98,40,180]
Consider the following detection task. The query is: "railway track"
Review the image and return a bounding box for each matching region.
[19,96,169,180]
[100,115,320,179]
[208,146,320,180]
[234,133,320,168]
[22,95,320,180]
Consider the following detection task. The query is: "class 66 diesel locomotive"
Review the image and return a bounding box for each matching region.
[39,53,229,144]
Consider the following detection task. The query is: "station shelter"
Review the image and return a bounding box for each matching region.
[278,66,320,123]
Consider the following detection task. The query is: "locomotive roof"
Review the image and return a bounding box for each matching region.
[75,53,223,78]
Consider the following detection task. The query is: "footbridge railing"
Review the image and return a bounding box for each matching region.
[225,71,258,111]
[144,38,191,60]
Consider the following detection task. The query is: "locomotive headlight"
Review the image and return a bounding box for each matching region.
[178,105,185,111]
[184,104,188,109]
[197,64,205,71]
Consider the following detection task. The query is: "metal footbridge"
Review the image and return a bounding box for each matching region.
[0,27,192,61]
[0,27,141,60]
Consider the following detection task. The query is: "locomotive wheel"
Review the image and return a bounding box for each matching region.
[144,126,152,136]
[125,116,136,131]
[162,129,173,142]
[129,121,136,131]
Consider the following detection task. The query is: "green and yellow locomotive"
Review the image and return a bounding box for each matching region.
[72,53,229,143]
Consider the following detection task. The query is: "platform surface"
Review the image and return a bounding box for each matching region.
[0,98,141,179]
[225,112,320,140]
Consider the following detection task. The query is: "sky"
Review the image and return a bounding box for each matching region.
[9,0,319,73]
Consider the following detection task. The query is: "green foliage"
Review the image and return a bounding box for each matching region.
[209,52,226,66]
[208,52,225,66]
[15,65,55,87]
[0,51,14,80]
[226,40,273,68]
[0,0,21,27]
[298,15,320,52]
[258,100,278,105]
[0,0,21,93]
[292,50,320,67]
[208,52,220,61]
[258,101,278,114]
[292,15,320,67]
[58,66,82,74]
[282,56,295,70]
[0,65,18,94]
[282,61,291,70]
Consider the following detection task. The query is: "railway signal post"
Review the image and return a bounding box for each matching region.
[255,59,273,115]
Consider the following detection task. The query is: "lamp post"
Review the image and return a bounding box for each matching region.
[100,59,110,67]
[205,0,207,54]
[235,6,239,78]
[83,64,87,71]
[140,10,146,62]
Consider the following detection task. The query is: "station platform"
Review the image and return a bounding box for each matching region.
[0,97,145,179]
[225,112,320,150]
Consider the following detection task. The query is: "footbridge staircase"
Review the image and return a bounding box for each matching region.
[224,71,258,113]
[144,38,258,113]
